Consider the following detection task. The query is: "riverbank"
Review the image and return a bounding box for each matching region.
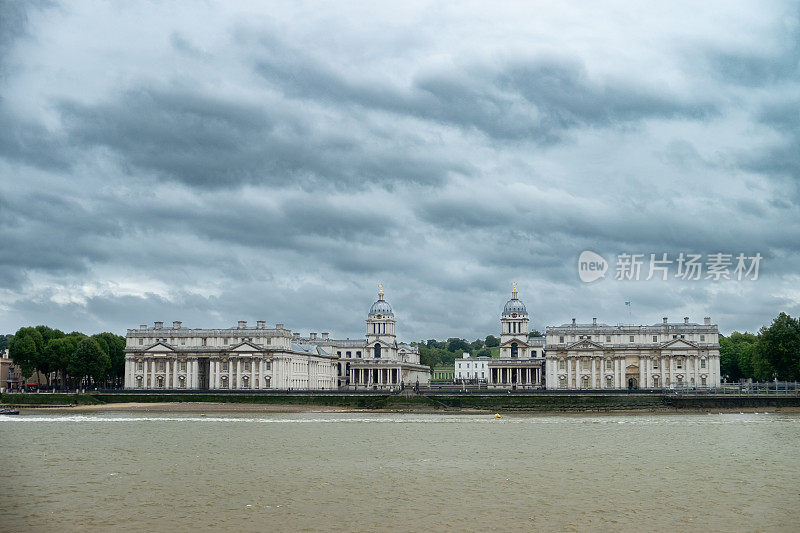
[3,392,800,413]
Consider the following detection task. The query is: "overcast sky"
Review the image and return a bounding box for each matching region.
[0,1,798,341]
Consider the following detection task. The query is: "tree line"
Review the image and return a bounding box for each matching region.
[7,325,125,390]
[720,312,800,382]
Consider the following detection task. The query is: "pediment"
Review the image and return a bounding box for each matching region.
[231,341,261,352]
[500,338,529,348]
[661,339,699,350]
[145,342,172,352]
[567,339,604,350]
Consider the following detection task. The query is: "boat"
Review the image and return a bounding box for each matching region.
[0,408,20,415]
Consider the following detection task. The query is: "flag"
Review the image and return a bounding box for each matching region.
[625,301,631,306]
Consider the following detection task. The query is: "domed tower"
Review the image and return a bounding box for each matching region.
[366,285,397,359]
[500,283,530,358]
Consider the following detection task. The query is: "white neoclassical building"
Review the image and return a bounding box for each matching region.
[123,320,338,390]
[297,287,431,390]
[455,352,490,382]
[123,286,429,391]
[487,285,545,389]
[545,317,721,390]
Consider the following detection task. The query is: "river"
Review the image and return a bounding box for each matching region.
[2,411,798,531]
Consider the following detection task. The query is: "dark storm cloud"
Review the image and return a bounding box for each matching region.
[58,86,467,190]
[253,33,715,142]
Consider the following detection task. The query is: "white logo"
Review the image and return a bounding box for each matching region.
[578,251,608,283]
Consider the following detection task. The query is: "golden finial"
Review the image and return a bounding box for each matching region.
[378,283,384,296]
[512,281,517,295]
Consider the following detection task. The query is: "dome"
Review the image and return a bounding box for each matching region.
[369,287,394,317]
[502,285,528,316]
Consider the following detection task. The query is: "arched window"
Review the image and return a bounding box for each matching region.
[510,342,518,358]
[606,375,613,388]
[374,343,381,358]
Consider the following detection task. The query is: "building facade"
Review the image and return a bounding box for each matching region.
[544,317,721,390]
[455,352,490,383]
[123,287,429,391]
[487,286,545,389]
[124,321,338,390]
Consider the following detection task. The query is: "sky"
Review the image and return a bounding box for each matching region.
[0,1,798,341]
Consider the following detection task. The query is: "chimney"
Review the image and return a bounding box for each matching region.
[572,318,576,326]
[173,321,182,329]
[663,317,668,325]
[276,323,284,329]
[684,317,689,325]
[322,332,329,340]
[154,321,163,329]
[704,317,711,325]
[292,332,300,340]
[139,324,147,331]
[257,320,266,329]
[310,332,317,340]
[593,317,597,326]
[238,320,247,329]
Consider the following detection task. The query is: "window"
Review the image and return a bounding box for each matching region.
[653,336,658,342]
[701,359,706,369]
[510,342,518,358]
[356,351,361,358]
[558,359,565,370]
[457,363,461,369]
[265,362,271,370]
[677,359,683,370]
[559,336,565,343]
[138,338,143,345]
[673,335,677,339]
[222,361,229,371]
[680,335,685,339]
[581,376,589,388]
[181,339,186,345]
[136,361,143,371]
[481,372,484,379]
[606,376,613,388]
[629,336,634,342]
[202,338,207,346]
[337,351,342,356]
[605,359,612,370]
[374,343,381,358]
[606,336,611,342]
[158,361,165,371]
[179,361,186,372]
[700,335,705,342]
[346,351,351,358]
[244,362,250,371]
[701,376,707,386]
[581,359,588,370]
[653,360,659,370]
[558,376,566,389]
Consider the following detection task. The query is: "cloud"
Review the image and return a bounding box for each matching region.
[0,1,798,339]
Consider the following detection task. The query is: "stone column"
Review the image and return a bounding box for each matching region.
[143,359,149,389]
[250,359,256,389]
[590,358,596,389]
[173,359,179,389]
[639,357,645,388]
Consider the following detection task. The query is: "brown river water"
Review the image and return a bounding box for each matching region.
[2,411,799,532]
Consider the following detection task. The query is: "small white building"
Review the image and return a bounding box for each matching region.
[455,353,490,382]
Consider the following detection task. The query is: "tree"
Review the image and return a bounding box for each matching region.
[446,338,471,353]
[93,332,125,386]
[9,333,38,379]
[44,335,82,390]
[484,335,499,347]
[476,347,491,358]
[753,313,800,381]
[0,334,13,351]
[529,330,543,338]
[719,332,758,381]
[68,338,111,387]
